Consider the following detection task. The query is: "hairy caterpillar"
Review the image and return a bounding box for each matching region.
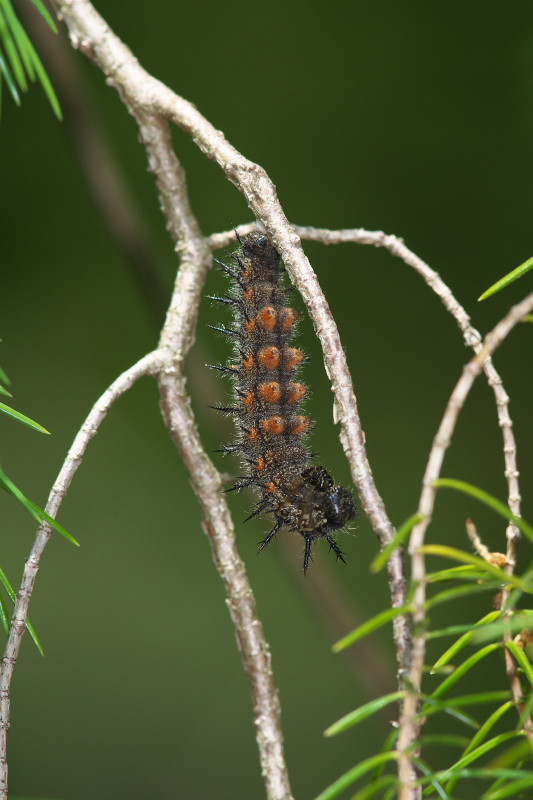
[209,231,356,573]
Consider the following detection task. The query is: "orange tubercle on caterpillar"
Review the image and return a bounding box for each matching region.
[257,306,277,331]
[258,346,280,370]
[280,308,299,330]
[284,347,304,370]
[286,382,307,404]
[261,416,285,435]
[289,415,310,435]
[242,391,256,410]
[259,382,282,403]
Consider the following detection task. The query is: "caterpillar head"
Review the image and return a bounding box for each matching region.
[240,231,281,275]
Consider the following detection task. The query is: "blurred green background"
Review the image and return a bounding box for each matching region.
[2,0,533,798]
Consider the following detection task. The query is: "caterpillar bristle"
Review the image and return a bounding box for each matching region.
[213,258,243,285]
[206,294,236,306]
[213,444,242,456]
[224,249,243,267]
[207,324,241,339]
[303,538,313,575]
[207,363,239,375]
[207,294,249,319]
[209,404,241,415]
[224,476,260,493]
[243,500,272,523]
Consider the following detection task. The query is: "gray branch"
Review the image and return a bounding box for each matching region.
[0,351,159,798]
[51,0,414,762]
[51,0,411,678]
[396,291,533,798]
[12,2,520,797]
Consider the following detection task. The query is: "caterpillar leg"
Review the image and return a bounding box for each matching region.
[326,534,347,565]
[303,536,314,575]
[257,520,282,554]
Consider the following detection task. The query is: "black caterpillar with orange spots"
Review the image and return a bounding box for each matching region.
[209,231,356,573]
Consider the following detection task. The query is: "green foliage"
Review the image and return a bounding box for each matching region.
[478,254,533,301]
[0,348,77,543]
[0,400,49,433]
[0,0,61,118]
[325,485,533,797]
[0,467,79,546]
[433,479,533,545]
[332,605,413,653]
[420,545,532,593]
[430,611,500,672]
[314,753,398,800]
[370,512,423,573]
[324,692,404,737]
[0,346,78,658]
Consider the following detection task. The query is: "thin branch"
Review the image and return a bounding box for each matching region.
[1,7,297,792]
[295,226,522,538]
[0,350,159,799]
[7,4,528,797]
[286,225,527,758]
[158,372,293,799]
[465,519,507,566]
[133,112,294,800]
[396,292,533,799]
[0,102,296,800]
[207,223,258,251]
[51,0,411,680]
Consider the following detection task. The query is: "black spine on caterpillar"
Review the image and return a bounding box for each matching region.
[209,231,356,573]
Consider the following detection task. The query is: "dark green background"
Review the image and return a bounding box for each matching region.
[2,1,533,798]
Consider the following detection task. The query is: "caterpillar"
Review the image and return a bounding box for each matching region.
[209,231,356,573]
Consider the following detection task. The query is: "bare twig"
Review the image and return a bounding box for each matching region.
[396,292,533,799]
[1,33,296,800]
[1,110,295,799]
[158,373,293,799]
[51,0,411,681]
[135,112,294,800]
[465,519,507,567]
[6,5,529,796]
[0,351,159,798]
[287,225,528,768]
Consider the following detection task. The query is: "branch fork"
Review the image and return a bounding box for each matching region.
[1,2,529,799]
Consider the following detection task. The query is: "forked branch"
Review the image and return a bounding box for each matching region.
[9,4,525,800]
[50,0,411,679]
[396,291,533,799]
